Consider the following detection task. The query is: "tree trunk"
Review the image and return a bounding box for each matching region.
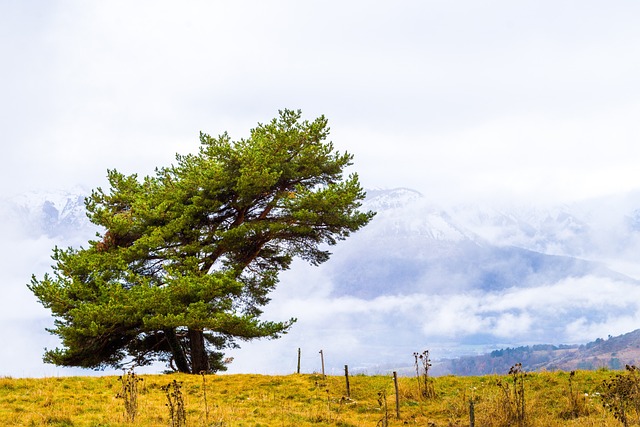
[164,328,191,373]
[189,328,211,374]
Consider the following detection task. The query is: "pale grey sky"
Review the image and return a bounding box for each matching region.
[3,1,640,376]
[3,1,640,203]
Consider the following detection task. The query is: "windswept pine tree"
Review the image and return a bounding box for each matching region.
[29,109,374,373]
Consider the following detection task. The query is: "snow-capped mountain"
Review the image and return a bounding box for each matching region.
[327,188,640,298]
[2,187,96,241]
[361,188,640,261]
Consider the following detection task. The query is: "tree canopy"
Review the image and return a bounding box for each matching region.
[29,110,374,373]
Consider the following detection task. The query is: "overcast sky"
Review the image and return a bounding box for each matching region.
[3,1,640,377]
[3,1,640,204]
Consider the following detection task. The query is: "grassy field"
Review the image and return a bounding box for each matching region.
[0,368,634,426]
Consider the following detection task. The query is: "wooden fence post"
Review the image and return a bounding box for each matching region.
[393,371,400,419]
[319,350,325,379]
[297,348,301,374]
[344,365,351,398]
[469,398,475,427]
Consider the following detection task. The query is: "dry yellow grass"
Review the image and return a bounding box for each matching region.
[0,369,631,426]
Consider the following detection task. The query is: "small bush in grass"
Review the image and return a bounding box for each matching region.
[495,363,527,427]
[116,368,143,422]
[413,350,436,399]
[163,379,186,427]
[600,365,640,427]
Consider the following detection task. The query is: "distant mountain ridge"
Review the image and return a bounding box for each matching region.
[432,329,640,376]
[329,188,640,298]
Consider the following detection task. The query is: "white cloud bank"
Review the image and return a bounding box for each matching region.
[221,270,640,375]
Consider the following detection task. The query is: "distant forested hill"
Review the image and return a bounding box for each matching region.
[433,329,640,376]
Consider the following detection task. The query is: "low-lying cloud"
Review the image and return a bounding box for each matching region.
[223,270,640,375]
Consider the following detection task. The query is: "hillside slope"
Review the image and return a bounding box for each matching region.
[435,329,640,376]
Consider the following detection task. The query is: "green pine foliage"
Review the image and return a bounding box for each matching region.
[28,109,374,374]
